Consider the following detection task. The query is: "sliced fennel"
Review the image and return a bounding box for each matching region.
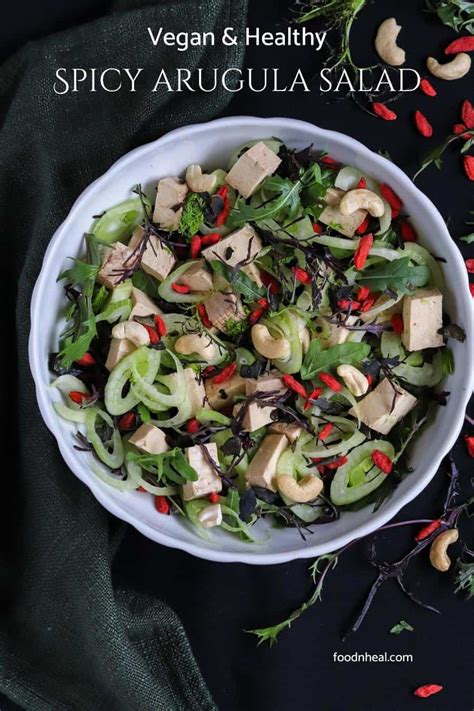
[92,196,151,245]
[381,332,443,387]
[330,440,395,506]
[85,407,124,469]
[105,347,160,416]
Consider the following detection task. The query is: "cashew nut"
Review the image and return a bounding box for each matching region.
[277,474,323,503]
[375,18,406,67]
[112,321,150,347]
[300,327,311,355]
[429,528,459,572]
[339,189,385,218]
[427,53,471,80]
[251,324,291,360]
[175,333,218,361]
[186,164,217,194]
[337,364,369,397]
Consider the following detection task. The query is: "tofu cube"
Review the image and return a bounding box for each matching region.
[177,261,213,292]
[245,372,286,398]
[245,434,289,491]
[268,421,303,444]
[128,423,169,455]
[242,262,264,287]
[203,291,246,332]
[129,287,162,319]
[401,288,444,352]
[198,503,223,528]
[324,316,357,346]
[105,338,136,371]
[319,188,367,238]
[226,142,282,198]
[234,402,276,432]
[97,242,134,290]
[201,224,262,268]
[182,443,222,500]
[166,368,208,417]
[349,378,417,435]
[237,373,288,431]
[205,372,247,410]
[153,177,188,229]
[129,227,176,282]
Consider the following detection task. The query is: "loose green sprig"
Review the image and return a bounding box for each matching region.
[390,620,414,635]
[425,0,474,34]
[179,193,206,240]
[460,212,474,243]
[454,549,474,599]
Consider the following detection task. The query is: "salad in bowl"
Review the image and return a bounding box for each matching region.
[48,136,463,544]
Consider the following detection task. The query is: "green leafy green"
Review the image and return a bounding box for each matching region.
[454,554,474,599]
[92,196,150,244]
[301,341,370,380]
[425,0,474,34]
[137,402,151,424]
[132,270,161,299]
[92,284,109,313]
[413,134,460,181]
[179,193,205,239]
[441,348,455,375]
[225,318,249,337]
[59,260,99,285]
[390,620,414,635]
[128,447,198,485]
[355,257,430,294]
[210,260,266,301]
[460,232,474,244]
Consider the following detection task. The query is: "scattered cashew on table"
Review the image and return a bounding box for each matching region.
[427,54,472,81]
[429,529,459,572]
[374,18,406,67]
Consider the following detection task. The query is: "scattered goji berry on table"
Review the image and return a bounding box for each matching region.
[354,233,373,270]
[318,423,334,441]
[371,449,393,474]
[118,412,136,431]
[319,372,342,392]
[356,176,367,189]
[461,99,474,130]
[372,102,397,121]
[186,418,200,434]
[415,519,442,542]
[281,374,307,399]
[155,496,170,515]
[380,184,403,212]
[143,323,160,344]
[400,221,417,242]
[391,313,404,334]
[69,391,90,405]
[76,352,96,366]
[154,314,167,337]
[172,282,190,294]
[466,259,474,273]
[414,110,433,138]
[212,363,237,385]
[356,216,370,235]
[470,284,474,297]
[463,155,474,181]
[419,78,437,97]
[413,684,443,699]
[208,492,220,504]
[445,35,474,55]
[190,234,202,259]
[466,436,474,457]
[453,123,468,135]
[201,233,222,247]
[197,303,212,328]
[293,266,312,284]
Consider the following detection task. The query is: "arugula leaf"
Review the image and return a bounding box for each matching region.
[454,553,474,599]
[137,402,151,424]
[460,232,474,244]
[128,447,198,485]
[59,260,99,284]
[355,257,430,294]
[301,341,371,380]
[425,0,474,33]
[210,260,266,301]
[132,270,161,299]
[179,193,205,240]
[390,620,414,635]
[413,134,459,181]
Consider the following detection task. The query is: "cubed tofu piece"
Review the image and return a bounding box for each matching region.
[128,423,169,455]
[182,443,222,500]
[129,227,176,282]
[401,288,444,352]
[233,402,274,432]
[324,316,357,346]
[226,142,282,198]
[177,261,213,292]
[349,378,417,435]
[319,188,367,238]
[166,367,208,417]
[203,291,246,332]
[242,262,264,287]
[236,373,288,432]
[129,287,162,319]
[245,372,286,397]
[245,434,289,491]
[198,503,223,528]
[205,372,247,410]
[105,338,136,371]
[97,242,134,290]
[153,176,188,229]
[269,421,304,444]
[201,224,262,267]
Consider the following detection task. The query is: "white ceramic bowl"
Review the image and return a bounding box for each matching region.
[29,117,473,564]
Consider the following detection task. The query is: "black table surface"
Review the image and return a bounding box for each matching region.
[3,1,473,710]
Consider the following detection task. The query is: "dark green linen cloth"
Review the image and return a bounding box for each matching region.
[1,1,247,708]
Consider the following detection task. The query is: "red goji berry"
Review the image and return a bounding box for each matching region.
[216,186,231,226]
[356,216,370,235]
[319,372,342,392]
[304,387,323,410]
[461,99,474,130]
[143,323,159,344]
[202,366,216,377]
[371,449,393,474]
[415,519,442,542]
[391,313,404,334]
[445,35,474,55]
[190,234,202,259]
[463,155,474,181]
[320,155,339,167]
[465,436,474,457]
[76,352,96,367]
[356,176,367,189]
[197,303,212,328]
[257,297,270,309]
[201,233,222,247]
[186,418,200,434]
[137,486,147,493]
[260,271,279,294]
[400,221,418,242]
[372,102,397,121]
[354,233,373,271]
[118,412,136,431]
[154,314,167,337]
[453,123,467,135]
[212,363,237,385]
[281,374,307,399]
[380,184,403,212]
[414,110,433,138]
[155,496,170,515]
[419,78,437,97]
[318,423,334,441]
[356,286,370,302]
[466,259,474,273]
[470,283,474,297]
[338,299,361,311]
[249,308,264,325]
[208,492,220,504]
[312,222,322,234]
[366,374,373,387]
[69,391,89,405]
[360,295,377,312]
[172,282,190,294]
[326,456,348,470]
[413,684,443,699]
[293,266,312,284]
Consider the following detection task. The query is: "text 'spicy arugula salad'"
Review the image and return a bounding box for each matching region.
[49,139,465,542]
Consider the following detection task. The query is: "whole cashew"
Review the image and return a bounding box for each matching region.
[427,54,471,80]
[337,364,369,397]
[175,333,218,361]
[186,164,217,194]
[251,324,291,360]
[429,528,459,572]
[375,18,406,67]
[339,189,385,218]
[277,474,323,503]
[300,327,311,355]
[112,321,150,347]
